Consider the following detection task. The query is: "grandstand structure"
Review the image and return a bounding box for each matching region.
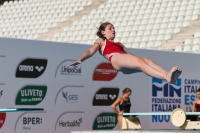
[0,0,200,53]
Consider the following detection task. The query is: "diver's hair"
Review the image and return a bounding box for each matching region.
[196,88,200,93]
[122,88,132,94]
[96,22,112,40]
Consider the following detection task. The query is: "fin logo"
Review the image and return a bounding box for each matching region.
[152,78,181,97]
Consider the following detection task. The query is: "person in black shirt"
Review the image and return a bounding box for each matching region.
[111,88,132,129]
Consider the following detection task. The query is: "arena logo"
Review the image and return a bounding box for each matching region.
[62,91,79,103]
[93,112,117,130]
[15,85,47,105]
[92,63,118,81]
[59,118,82,127]
[151,78,181,123]
[93,88,119,106]
[55,60,81,78]
[16,58,47,78]
[0,113,6,129]
[22,117,42,130]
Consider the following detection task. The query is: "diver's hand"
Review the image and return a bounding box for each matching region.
[70,60,81,68]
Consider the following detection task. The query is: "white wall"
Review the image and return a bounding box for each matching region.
[0,37,199,133]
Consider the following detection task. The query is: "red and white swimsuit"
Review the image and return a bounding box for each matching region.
[102,39,125,62]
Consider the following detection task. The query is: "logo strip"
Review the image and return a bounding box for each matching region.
[14,111,46,131]
[55,85,84,104]
[55,111,84,130]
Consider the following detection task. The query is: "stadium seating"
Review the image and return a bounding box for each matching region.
[175,31,200,53]
[0,0,200,53]
[49,0,200,51]
[0,0,92,39]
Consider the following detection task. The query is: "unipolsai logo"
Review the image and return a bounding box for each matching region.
[61,65,81,75]
[151,78,181,123]
[55,60,82,78]
[22,117,42,130]
[93,112,117,130]
[15,85,47,105]
[62,91,79,103]
[93,88,119,106]
[16,58,47,78]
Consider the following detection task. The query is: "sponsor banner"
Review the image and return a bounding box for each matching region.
[55,86,84,105]
[15,58,47,78]
[93,63,118,81]
[2,37,200,132]
[55,60,81,78]
[14,113,45,131]
[183,78,200,112]
[0,113,6,129]
[92,112,117,130]
[0,55,6,86]
[149,73,200,129]
[150,77,181,127]
[55,111,85,132]
[15,85,47,105]
[93,88,119,106]
[0,90,3,99]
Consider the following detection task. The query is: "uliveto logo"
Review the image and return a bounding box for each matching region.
[62,91,79,103]
[93,88,119,106]
[15,85,47,105]
[23,117,42,130]
[16,58,47,78]
[0,113,6,129]
[93,63,118,81]
[93,112,117,130]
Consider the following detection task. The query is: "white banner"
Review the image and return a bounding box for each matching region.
[0,37,200,132]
